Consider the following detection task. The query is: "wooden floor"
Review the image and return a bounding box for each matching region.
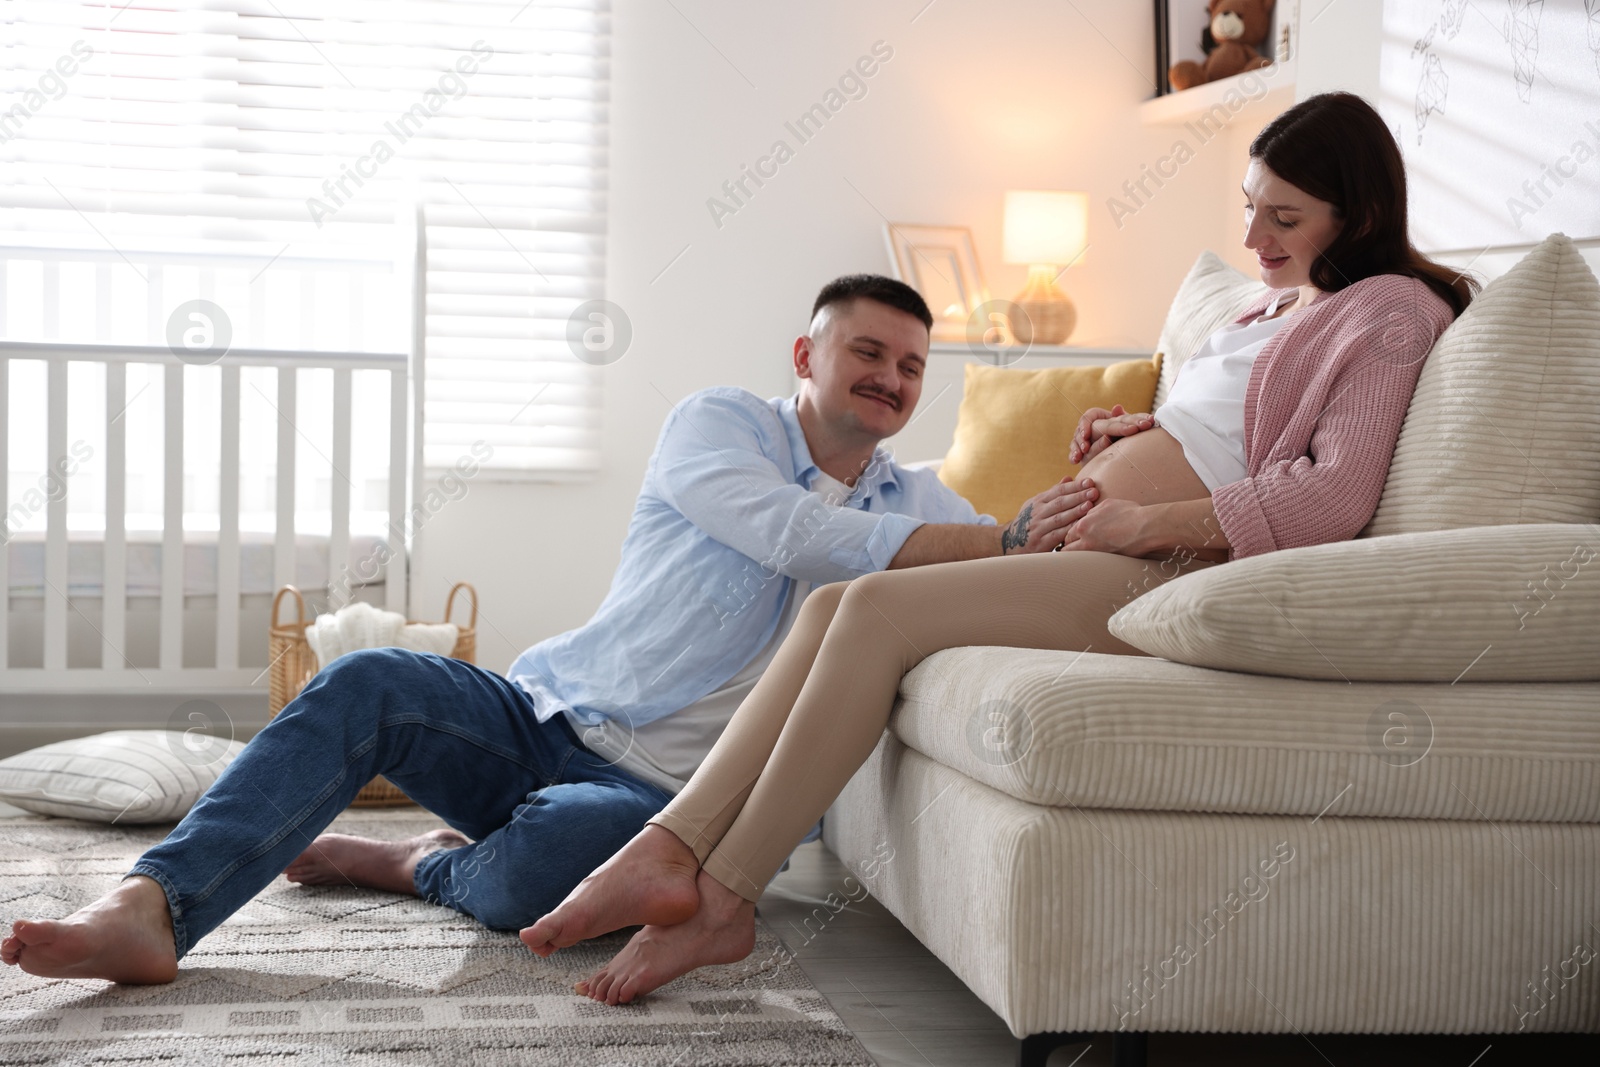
[762,841,1599,1067]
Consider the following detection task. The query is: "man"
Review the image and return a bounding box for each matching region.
[1,274,1098,984]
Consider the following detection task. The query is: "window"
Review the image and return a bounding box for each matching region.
[0,0,610,478]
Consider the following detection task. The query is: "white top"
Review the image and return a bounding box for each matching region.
[571,470,856,794]
[1151,290,1297,492]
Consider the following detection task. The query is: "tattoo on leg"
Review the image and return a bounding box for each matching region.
[1002,504,1033,553]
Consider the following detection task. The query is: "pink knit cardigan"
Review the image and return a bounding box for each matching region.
[1208,273,1457,559]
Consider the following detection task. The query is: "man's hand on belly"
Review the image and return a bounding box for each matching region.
[1001,478,1101,555]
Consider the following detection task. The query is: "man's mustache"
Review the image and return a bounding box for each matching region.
[854,386,900,411]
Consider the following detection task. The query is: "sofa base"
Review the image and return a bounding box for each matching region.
[825,734,1600,1040]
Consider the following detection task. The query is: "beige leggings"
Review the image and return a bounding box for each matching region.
[647,548,1219,901]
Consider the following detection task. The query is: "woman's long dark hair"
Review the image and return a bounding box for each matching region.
[1249,91,1479,316]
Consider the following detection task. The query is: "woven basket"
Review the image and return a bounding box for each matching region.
[268,582,478,807]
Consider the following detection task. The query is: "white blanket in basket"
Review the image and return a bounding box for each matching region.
[305,602,459,667]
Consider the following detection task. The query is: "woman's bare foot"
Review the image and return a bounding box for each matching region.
[283,828,471,896]
[519,824,700,957]
[574,868,756,1005]
[1,874,177,984]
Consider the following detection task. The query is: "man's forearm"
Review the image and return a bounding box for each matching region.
[886,522,1003,569]
[1141,498,1232,560]
[888,480,1095,567]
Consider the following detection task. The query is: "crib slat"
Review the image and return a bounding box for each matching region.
[274,366,297,595]
[386,366,407,613]
[0,353,9,670]
[330,367,352,609]
[160,363,184,670]
[402,205,426,619]
[216,364,241,669]
[43,357,70,670]
[103,363,128,670]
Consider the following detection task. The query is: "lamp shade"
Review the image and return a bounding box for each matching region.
[1002,190,1088,266]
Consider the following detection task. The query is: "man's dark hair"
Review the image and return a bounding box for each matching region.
[811,274,933,332]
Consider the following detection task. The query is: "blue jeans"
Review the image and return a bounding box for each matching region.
[127,647,674,960]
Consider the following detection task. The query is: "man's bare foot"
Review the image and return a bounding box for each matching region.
[1,874,177,984]
[574,868,756,1005]
[519,824,700,958]
[283,828,471,897]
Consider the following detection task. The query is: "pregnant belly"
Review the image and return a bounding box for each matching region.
[1075,426,1212,507]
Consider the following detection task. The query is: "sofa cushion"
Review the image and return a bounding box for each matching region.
[937,357,1159,522]
[889,646,1600,822]
[1150,250,1269,409]
[1104,523,1600,682]
[1364,232,1600,535]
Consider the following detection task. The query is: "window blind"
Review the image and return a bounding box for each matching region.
[0,0,609,477]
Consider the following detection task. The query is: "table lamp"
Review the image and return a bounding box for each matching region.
[1001,190,1088,345]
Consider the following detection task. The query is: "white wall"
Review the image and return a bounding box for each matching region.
[1295,0,1383,102]
[411,0,1285,672]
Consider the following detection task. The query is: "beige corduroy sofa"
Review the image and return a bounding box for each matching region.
[824,234,1600,1066]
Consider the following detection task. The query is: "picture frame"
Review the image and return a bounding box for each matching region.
[1154,0,1173,96]
[881,223,989,342]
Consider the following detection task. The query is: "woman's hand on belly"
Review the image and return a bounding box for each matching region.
[1057,498,1153,556]
[1074,426,1212,507]
[1061,496,1231,563]
[1070,404,1154,464]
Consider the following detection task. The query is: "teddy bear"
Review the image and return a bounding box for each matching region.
[1168,0,1275,91]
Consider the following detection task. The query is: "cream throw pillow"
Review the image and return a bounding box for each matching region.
[1106,523,1600,683]
[0,729,246,823]
[1151,250,1271,408]
[1363,232,1600,535]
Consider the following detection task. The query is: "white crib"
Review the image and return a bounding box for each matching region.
[0,216,426,734]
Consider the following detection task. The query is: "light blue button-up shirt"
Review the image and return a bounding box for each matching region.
[506,386,996,730]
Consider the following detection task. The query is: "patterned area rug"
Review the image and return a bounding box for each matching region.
[0,809,873,1066]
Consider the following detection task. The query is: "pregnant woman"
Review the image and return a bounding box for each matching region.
[521,90,1480,1004]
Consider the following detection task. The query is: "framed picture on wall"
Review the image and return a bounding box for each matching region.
[1154,0,1173,96]
[882,223,989,342]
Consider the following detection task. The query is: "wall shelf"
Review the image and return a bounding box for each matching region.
[1140,57,1297,127]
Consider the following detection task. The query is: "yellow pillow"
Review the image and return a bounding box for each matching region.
[937,355,1162,522]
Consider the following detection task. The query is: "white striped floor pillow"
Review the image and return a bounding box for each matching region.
[0,729,246,823]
